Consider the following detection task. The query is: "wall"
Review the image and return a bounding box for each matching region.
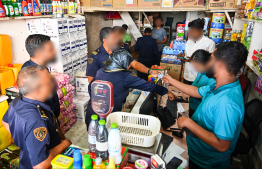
[0,20,29,64]
[84,12,113,56]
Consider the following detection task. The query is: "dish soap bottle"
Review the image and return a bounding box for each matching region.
[82,154,92,169]
[107,158,116,169]
[93,157,106,169]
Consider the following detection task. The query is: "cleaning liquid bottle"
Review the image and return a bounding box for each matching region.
[93,157,106,169]
[39,0,43,15]
[16,0,22,15]
[88,114,98,153]
[108,123,122,164]
[48,0,52,14]
[82,154,92,169]
[52,0,57,14]
[26,0,32,15]
[46,0,50,14]
[7,0,14,17]
[21,0,29,16]
[96,120,109,160]
[12,0,20,16]
[73,149,82,169]
[31,0,40,15]
[2,0,10,17]
[0,0,6,17]
[57,0,61,14]
[43,0,47,15]
[107,158,116,169]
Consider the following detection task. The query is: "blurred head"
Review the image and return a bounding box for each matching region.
[17,65,54,102]
[188,18,205,42]
[112,26,126,49]
[190,50,211,73]
[25,34,57,64]
[206,42,248,79]
[154,17,163,27]
[144,28,152,36]
[99,27,119,51]
[122,24,128,33]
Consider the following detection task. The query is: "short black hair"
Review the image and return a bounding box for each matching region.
[214,41,248,75]
[144,28,152,34]
[25,34,51,57]
[122,24,128,30]
[155,17,163,22]
[99,27,113,43]
[191,49,211,65]
[188,18,205,30]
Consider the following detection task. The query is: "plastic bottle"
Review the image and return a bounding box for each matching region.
[26,0,32,15]
[21,0,29,16]
[108,123,122,164]
[96,120,109,160]
[12,0,19,16]
[0,0,6,17]
[107,158,116,169]
[73,149,82,169]
[43,0,47,15]
[39,0,43,15]
[88,114,98,153]
[7,0,14,17]
[93,157,106,169]
[82,154,92,169]
[76,0,80,13]
[48,0,52,14]
[32,0,40,15]
[231,30,237,41]
[16,0,22,15]
[52,0,56,14]
[2,0,9,17]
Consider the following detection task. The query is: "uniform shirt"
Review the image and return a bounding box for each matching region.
[123,33,131,43]
[189,73,215,111]
[121,43,130,52]
[86,45,109,78]
[135,35,158,59]
[187,80,244,168]
[2,60,61,123]
[184,36,215,82]
[87,68,168,113]
[151,28,167,52]
[5,96,61,169]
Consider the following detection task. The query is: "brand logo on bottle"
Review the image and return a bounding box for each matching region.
[0,8,5,16]
[14,7,19,15]
[23,6,28,14]
[8,5,14,15]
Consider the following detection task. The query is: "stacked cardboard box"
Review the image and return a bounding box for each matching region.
[26,16,88,87]
[73,95,90,122]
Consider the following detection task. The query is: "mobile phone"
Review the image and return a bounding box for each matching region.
[166,156,183,169]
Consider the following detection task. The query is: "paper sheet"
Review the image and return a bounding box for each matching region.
[177,103,185,113]
[163,142,188,168]
[126,0,133,4]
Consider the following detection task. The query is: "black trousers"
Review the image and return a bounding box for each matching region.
[189,159,204,169]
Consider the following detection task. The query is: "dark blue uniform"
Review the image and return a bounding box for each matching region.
[121,43,130,52]
[85,68,168,127]
[86,45,109,78]
[3,96,60,169]
[135,35,158,80]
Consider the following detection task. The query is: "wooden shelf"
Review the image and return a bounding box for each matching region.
[241,18,262,24]
[246,60,262,79]
[82,6,208,12]
[0,13,84,21]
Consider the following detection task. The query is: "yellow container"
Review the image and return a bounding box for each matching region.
[0,69,15,95]
[0,127,12,151]
[0,64,22,81]
[0,100,8,128]
[51,154,74,169]
[0,35,12,66]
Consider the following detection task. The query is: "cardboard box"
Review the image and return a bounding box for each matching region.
[113,0,137,7]
[209,0,235,9]
[91,0,112,7]
[82,0,90,6]
[76,77,89,97]
[73,96,90,122]
[174,0,204,7]
[138,0,161,8]
[160,63,182,80]
[162,0,174,7]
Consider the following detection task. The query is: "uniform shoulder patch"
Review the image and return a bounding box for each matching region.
[34,127,47,141]
[88,58,94,64]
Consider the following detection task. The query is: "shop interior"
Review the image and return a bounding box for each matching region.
[0,0,262,169]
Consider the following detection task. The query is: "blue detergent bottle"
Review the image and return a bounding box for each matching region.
[73,149,82,169]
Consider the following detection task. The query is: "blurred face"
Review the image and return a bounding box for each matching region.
[32,69,55,102]
[104,32,120,51]
[188,28,203,42]
[37,41,57,64]
[155,18,162,27]
[191,60,208,73]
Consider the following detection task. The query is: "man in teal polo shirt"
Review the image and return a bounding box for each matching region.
[162,41,248,169]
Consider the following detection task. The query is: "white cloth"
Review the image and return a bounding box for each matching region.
[184,36,215,82]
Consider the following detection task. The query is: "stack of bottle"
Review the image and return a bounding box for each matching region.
[209,12,226,43]
[53,73,77,134]
[88,115,123,166]
[161,54,182,65]
[162,46,184,55]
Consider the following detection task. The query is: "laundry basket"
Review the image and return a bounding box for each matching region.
[106,112,161,147]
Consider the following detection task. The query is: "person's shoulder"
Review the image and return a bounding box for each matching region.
[21,60,31,69]
[89,48,101,58]
[203,36,215,44]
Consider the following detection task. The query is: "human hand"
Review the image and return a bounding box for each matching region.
[162,75,173,84]
[177,116,190,129]
[182,93,189,101]
[150,69,162,77]
[167,90,176,100]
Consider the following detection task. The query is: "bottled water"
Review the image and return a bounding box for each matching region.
[88,114,98,153]
[96,120,108,160]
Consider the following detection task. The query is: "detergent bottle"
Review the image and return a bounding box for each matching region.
[39,0,43,15]
[7,0,14,17]
[32,0,40,15]
[2,0,9,17]
[0,0,6,17]
[48,0,52,15]
[17,0,22,16]
[27,0,32,15]
[21,0,29,16]
[12,0,20,16]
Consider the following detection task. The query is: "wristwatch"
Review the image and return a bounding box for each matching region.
[148,68,151,74]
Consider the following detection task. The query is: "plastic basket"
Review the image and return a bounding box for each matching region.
[106,112,161,147]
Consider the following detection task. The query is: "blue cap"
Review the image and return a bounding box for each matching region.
[73,150,82,161]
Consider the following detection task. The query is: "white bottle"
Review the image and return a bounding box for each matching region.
[108,123,122,164]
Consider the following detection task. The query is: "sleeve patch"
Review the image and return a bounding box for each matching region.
[88,58,94,64]
[34,127,47,141]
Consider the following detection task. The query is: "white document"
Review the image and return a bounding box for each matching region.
[177,103,185,113]
[126,0,133,4]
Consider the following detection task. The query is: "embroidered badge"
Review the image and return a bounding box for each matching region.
[88,58,93,64]
[34,127,47,141]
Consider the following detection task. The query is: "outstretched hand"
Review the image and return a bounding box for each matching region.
[162,75,174,84]
[150,70,162,78]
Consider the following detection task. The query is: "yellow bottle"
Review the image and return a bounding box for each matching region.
[107,158,116,169]
[93,157,106,169]
[231,30,237,41]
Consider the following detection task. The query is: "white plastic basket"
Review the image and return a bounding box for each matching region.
[106,112,161,147]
